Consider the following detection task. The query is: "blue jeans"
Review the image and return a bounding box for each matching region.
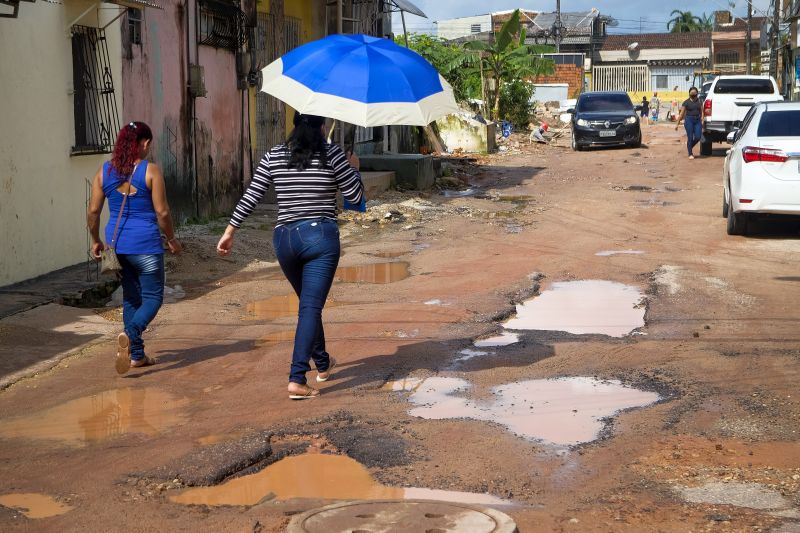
[685,116,702,155]
[118,254,164,361]
[273,218,340,385]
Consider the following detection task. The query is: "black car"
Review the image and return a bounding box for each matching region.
[569,91,642,151]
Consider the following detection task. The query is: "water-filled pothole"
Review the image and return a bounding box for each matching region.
[595,250,645,257]
[255,330,295,345]
[244,295,341,321]
[408,377,659,447]
[502,280,645,337]
[473,332,519,348]
[0,388,187,446]
[335,262,410,284]
[169,453,508,506]
[0,493,73,519]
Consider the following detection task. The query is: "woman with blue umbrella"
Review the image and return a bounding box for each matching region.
[217,114,362,399]
[217,34,456,400]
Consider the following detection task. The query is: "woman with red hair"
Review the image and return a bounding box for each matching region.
[87,121,182,374]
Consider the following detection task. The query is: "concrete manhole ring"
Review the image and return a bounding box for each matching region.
[287,499,518,533]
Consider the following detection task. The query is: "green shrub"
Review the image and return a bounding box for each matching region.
[499,80,535,130]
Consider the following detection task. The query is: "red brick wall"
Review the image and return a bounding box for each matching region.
[532,64,584,98]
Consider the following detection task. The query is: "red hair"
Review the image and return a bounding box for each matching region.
[111,121,153,178]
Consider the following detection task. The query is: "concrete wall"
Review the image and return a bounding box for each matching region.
[0,1,123,286]
[437,14,491,41]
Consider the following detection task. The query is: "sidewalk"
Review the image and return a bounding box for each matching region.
[0,262,118,388]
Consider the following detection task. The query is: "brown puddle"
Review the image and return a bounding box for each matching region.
[0,388,187,446]
[0,493,73,519]
[335,262,410,284]
[170,453,508,507]
[244,295,342,321]
[409,377,659,447]
[255,330,295,345]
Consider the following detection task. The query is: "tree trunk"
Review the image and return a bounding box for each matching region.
[492,76,501,122]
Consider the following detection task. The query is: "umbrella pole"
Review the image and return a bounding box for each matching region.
[401,11,409,48]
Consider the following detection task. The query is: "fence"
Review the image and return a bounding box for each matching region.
[592,64,651,92]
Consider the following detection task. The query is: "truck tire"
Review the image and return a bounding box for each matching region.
[700,139,713,156]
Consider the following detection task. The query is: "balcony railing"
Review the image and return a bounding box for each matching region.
[713,62,761,74]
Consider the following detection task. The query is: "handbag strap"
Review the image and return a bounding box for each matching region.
[109,162,140,248]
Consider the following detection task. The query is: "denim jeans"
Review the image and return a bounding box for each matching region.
[118,254,164,361]
[273,218,340,384]
[685,116,702,155]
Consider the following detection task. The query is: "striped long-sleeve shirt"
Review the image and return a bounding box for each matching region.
[229,143,364,228]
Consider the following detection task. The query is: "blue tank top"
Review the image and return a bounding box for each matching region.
[102,161,163,255]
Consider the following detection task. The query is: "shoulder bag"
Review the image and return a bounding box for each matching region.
[100,163,140,276]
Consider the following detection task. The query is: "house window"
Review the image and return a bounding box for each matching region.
[716,50,740,64]
[199,0,243,50]
[655,75,669,89]
[71,25,121,155]
[128,8,142,45]
[471,23,482,33]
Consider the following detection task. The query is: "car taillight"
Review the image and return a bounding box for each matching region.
[703,99,712,117]
[742,146,789,163]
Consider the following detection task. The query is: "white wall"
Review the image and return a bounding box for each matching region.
[436,14,491,41]
[650,66,697,92]
[0,1,123,286]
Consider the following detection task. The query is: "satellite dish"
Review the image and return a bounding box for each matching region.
[387,0,427,18]
[627,42,639,51]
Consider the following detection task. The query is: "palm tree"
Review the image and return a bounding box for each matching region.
[667,10,703,33]
[697,13,714,31]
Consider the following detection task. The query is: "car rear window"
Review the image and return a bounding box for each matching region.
[757,110,800,136]
[713,78,775,94]
[577,94,633,112]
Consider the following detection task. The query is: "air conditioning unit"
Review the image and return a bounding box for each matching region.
[189,64,207,98]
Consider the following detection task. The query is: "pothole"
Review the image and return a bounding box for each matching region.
[0,493,73,519]
[335,262,410,284]
[244,295,342,321]
[473,332,519,348]
[0,388,187,447]
[678,481,793,511]
[502,280,645,337]
[595,250,645,257]
[169,453,509,507]
[408,377,660,447]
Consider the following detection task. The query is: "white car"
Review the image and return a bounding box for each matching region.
[723,101,800,235]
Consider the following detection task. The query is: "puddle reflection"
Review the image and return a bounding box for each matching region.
[335,262,410,284]
[503,280,644,337]
[255,330,295,345]
[409,377,659,447]
[0,388,186,446]
[0,493,73,519]
[170,453,508,506]
[474,332,519,347]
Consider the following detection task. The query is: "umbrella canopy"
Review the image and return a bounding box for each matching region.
[260,34,458,128]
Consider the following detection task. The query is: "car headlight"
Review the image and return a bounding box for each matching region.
[576,118,589,127]
[624,116,637,125]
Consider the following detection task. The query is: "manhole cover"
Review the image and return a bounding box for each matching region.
[287,499,517,533]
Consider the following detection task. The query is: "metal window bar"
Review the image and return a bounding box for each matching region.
[71,25,121,155]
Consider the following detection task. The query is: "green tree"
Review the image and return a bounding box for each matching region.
[499,79,535,129]
[462,9,554,121]
[667,10,704,33]
[395,33,479,103]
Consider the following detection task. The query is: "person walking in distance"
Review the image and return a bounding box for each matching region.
[675,86,703,159]
[217,114,364,400]
[87,122,183,374]
[640,96,650,126]
[651,92,661,122]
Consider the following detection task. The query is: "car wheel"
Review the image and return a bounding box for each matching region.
[722,189,729,218]
[726,208,749,236]
[700,140,713,156]
[628,137,642,149]
[571,133,582,151]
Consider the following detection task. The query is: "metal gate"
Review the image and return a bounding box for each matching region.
[255,13,301,161]
[592,64,651,92]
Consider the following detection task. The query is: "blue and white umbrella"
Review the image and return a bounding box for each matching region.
[260,33,458,128]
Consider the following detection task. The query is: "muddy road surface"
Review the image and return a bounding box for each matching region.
[1,125,800,532]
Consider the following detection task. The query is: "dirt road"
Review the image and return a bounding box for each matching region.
[1,124,799,532]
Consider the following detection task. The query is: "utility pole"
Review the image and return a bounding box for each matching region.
[746,0,752,74]
[554,0,562,53]
[769,0,780,78]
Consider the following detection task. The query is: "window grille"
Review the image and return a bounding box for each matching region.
[470,23,482,33]
[198,0,247,49]
[71,25,121,155]
[655,75,669,89]
[715,50,740,64]
[128,8,142,45]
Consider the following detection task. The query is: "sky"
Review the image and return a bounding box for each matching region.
[391,0,773,35]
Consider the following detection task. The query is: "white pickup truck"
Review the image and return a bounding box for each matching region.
[700,75,782,155]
